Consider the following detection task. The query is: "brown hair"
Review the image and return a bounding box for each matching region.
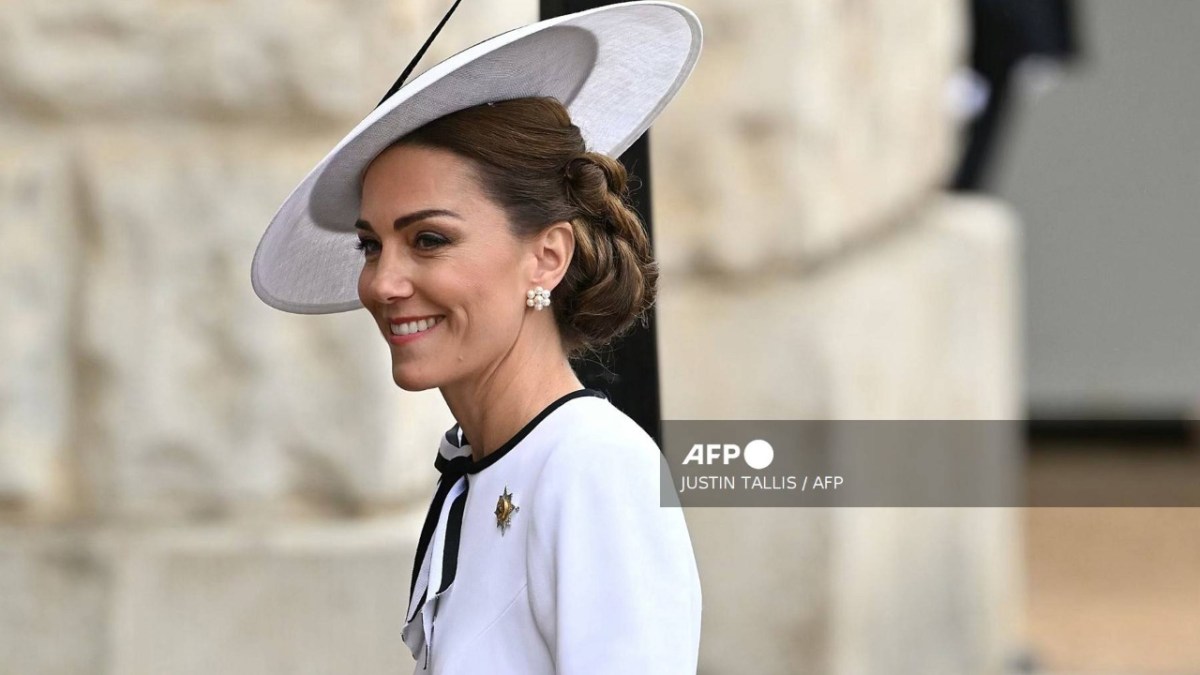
[395,96,658,358]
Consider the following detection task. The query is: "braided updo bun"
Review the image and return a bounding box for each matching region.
[394,97,658,357]
[559,151,657,351]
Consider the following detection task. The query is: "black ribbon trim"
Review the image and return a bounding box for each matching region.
[438,481,469,594]
[406,454,472,624]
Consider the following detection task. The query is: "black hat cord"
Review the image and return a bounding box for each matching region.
[376,0,466,109]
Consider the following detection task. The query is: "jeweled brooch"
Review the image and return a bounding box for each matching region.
[494,486,519,535]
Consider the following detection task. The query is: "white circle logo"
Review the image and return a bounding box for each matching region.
[743,439,774,470]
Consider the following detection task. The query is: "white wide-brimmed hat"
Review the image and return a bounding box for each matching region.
[250,0,703,314]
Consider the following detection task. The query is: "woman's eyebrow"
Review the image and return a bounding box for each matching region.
[355,209,462,233]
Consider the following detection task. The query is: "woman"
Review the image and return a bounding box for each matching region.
[251,3,703,673]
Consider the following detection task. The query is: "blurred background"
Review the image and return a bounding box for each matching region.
[0,0,1197,674]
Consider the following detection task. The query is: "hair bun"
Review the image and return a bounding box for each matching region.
[563,153,629,221]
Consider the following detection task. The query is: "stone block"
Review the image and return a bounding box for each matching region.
[0,527,112,675]
[0,0,536,124]
[0,518,422,675]
[651,0,966,276]
[659,194,1019,420]
[829,507,1021,675]
[107,519,419,675]
[0,132,76,516]
[689,508,832,675]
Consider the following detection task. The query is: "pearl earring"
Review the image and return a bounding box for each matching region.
[526,286,551,311]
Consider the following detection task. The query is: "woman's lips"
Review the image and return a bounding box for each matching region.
[386,315,444,345]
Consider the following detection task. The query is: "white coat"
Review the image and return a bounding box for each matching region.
[401,388,702,674]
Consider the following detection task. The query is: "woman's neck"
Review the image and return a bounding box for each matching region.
[439,333,585,463]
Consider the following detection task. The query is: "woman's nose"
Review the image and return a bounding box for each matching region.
[364,253,415,303]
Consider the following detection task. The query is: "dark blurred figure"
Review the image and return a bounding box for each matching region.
[951,0,1082,192]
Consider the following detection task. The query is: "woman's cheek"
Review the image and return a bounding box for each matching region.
[356,271,369,306]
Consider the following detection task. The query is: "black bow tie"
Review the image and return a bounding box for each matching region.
[405,389,605,629]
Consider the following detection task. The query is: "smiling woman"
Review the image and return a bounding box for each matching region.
[353,99,657,395]
[357,98,701,675]
[249,3,704,673]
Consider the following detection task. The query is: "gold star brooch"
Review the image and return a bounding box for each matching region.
[494,486,519,535]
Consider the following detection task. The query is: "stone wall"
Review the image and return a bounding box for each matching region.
[652,2,1022,673]
[0,0,1022,673]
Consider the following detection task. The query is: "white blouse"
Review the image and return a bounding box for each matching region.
[401,388,702,674]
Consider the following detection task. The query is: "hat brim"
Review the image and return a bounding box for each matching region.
[251,1,702,314]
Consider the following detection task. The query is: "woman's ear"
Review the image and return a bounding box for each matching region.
[530,220,575,288]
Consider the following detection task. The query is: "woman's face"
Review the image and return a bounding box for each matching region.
[356,143,535,391]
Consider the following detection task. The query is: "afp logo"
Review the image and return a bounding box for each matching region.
[682,439,774,470]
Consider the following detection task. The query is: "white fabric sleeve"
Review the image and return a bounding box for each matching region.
[526,436,703,675]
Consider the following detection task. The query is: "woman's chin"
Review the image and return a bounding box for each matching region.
[390,366,441,392]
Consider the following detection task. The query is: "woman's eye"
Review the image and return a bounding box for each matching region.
[415,232,450,250]
[354,238,381,257]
